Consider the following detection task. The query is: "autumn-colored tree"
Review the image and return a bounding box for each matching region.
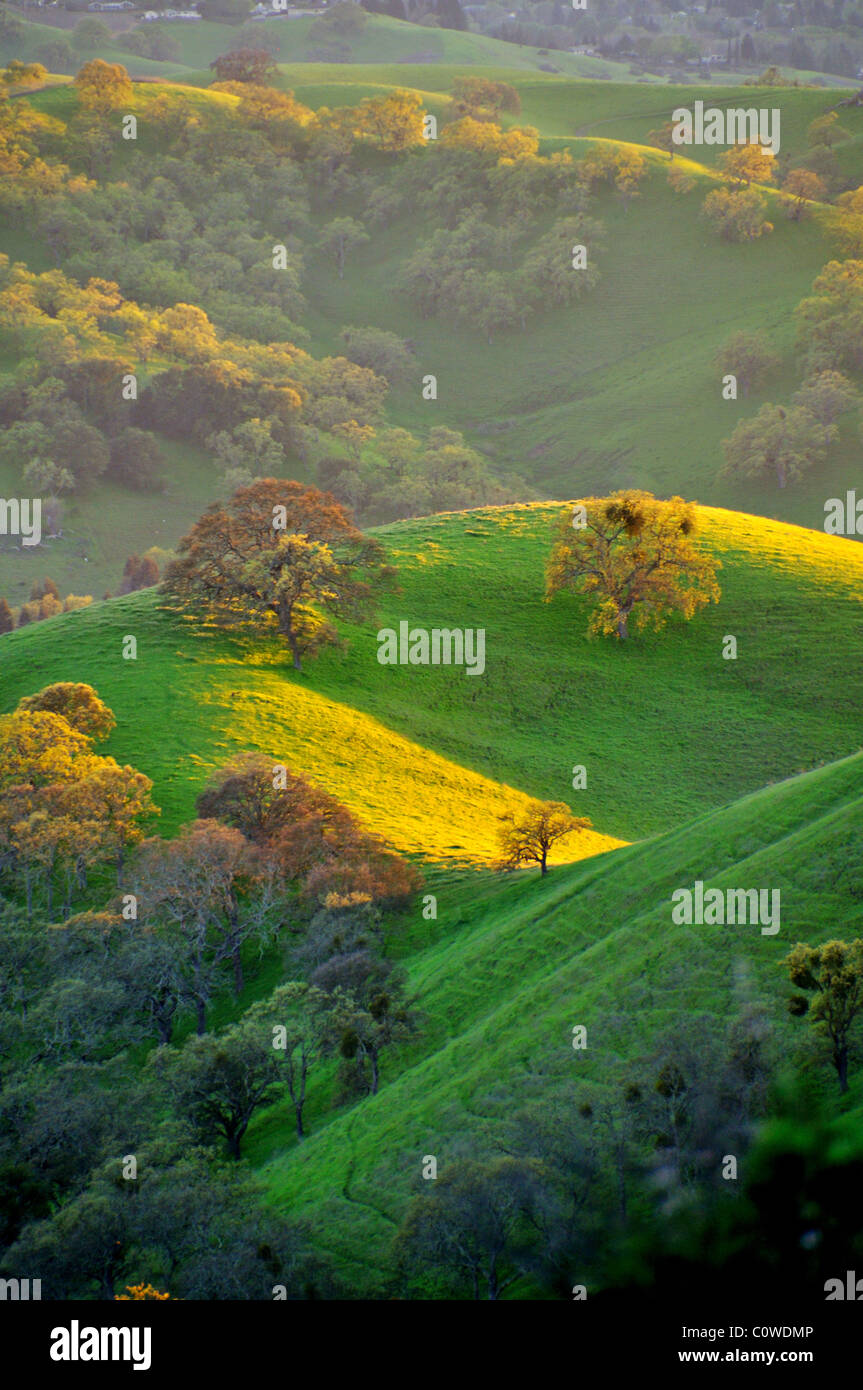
[546,492,720,640]
[0,709,91,795]
[228,83,314,138]
[835,186,863,256]
[0,597,13,634]
[701,187,773,242]
[794,259,863,373]
[115,1285,174,1301]
[2,61,47,90]
[208,49,275,85]
[354,91,424,151]
[580,144,647,205]
[117,553,160,595]
[31,577,60,602]
[83,761,158,885]
[784,940,863,1093]
[74,60,132,115]
[439,116,539,161]
[196,752,311,841]
[163,480,394,671]
[497,800,591,876]
[17,682,115,740]
[721,402,836,489]
[713,330,779,397]
[782,168,826,221]
[718,141,776,188]
[196,752,420,908]
[451,76,521,121]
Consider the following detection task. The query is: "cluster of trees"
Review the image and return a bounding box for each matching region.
[399,210,603,342]
[0,578,92,634]
[394,1009,775,1298]
[116,551,162,596]
[391,946,863,1300]
[715,266,863,493]
[1,60,610,526]
[0,371,167,506]
[0,670,425,1295]
[659,114,857,243]
[392,137,650,341]
[318,424,529,524]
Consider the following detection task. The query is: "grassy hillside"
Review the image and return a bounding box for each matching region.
[2,79,860,602]
[253,750,863,1292]
[1,504,860,848]
[0,11,647,81]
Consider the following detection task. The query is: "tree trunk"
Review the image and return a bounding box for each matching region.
[232,943,244,998]
[540,847,548,876]
[616,613,629,640]
[295,1102,305,1140]
[287,627,302,671]
[226,1131,241,1160]
[776,459,787,488]
[836,1043,849,1094]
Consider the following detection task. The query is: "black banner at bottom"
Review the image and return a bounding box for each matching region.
[2,1295,859,1377]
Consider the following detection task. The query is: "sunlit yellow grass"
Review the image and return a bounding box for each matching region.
[194,667,624,866]
[698,505,863,592]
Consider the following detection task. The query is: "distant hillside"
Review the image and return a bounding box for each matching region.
[1,69,861,603]
[0,9,647,80]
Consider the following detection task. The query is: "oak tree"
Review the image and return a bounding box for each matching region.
[546,491,720,639]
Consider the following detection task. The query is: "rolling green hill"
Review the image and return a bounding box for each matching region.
[1,504,860,848]
[1,496,861,1296]
[255,748,863,1292]
[0,10,649,81]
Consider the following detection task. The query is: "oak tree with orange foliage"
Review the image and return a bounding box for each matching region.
[163,480,395,670]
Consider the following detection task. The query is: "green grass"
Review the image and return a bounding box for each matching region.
[1,500,861,1292]
[254,750,863,1292]
[1,503,860,850]
[0,12,650,81]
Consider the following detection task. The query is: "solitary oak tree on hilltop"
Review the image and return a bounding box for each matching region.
[546,491,720,640]
[163,480,395,670]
